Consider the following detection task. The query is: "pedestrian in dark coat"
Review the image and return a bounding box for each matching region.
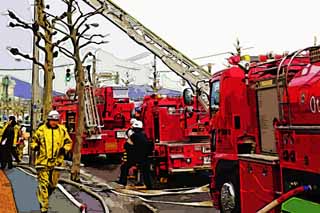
[0,116,17,169]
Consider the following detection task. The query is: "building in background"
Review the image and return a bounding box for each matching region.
[0,75,63,123]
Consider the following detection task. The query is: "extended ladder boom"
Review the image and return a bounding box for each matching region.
[83,0,212,109]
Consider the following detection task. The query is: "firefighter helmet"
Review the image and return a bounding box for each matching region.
[130,118,137,125]
[132,120,143,128]
[47,110,60,120]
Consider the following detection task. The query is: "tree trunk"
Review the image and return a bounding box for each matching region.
[42,31,53,119]
[71,53,85,182]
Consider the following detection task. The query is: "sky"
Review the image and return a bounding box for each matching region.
[1,0,320,92]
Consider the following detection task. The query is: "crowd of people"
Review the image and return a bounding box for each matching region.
[0,110,72,213]
[0,109,153,212]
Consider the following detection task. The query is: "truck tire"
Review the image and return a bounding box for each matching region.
[219,176,240,213]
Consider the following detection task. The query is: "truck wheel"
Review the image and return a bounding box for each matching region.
[219,178,240,213]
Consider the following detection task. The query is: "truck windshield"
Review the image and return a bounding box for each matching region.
[113,88,129,98]
[210,81,220,109]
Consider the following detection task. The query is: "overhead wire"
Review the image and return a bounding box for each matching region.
[0,63,74,71]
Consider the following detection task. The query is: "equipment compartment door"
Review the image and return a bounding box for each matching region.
[257,88,279,153]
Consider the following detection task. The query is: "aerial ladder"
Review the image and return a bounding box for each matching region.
[82,0,212,111]
[83,64,102,138]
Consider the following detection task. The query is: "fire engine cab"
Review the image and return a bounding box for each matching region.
[205,47,320,212]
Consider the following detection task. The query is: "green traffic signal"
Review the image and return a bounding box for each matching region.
[66,68,71,82]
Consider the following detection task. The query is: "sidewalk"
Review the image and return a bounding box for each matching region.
[1,168,79,213]
[0,170,17,213]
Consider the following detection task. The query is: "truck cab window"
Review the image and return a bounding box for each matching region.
[210,81,220,109]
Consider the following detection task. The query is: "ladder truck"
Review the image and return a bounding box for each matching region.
[83,0,213,179]
[53,81,134,158]
[83,1,320,212]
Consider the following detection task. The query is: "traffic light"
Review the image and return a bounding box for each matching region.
[65,68,71,82]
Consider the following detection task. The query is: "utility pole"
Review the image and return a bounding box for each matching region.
[30,0,41,165]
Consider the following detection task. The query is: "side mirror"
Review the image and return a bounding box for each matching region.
[183,88,194,106]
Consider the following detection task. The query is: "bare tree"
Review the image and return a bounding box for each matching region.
[7,0,68,118]
[51,0,108,182]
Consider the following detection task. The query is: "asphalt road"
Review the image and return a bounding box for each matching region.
[82,155,218,213]
[6,168,79,213]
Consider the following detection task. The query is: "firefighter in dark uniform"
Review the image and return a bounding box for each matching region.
[121,118,137,164]
[118,120,153,189]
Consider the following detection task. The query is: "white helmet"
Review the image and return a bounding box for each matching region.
[130,118,137,125]
[132,120,143,128]
[48,110,60,120]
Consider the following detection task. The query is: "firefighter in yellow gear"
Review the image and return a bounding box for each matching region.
[31,110,73,213]
[12,121,22,163]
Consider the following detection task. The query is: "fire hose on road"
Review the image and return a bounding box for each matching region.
[16,167,88,213]
[111,189,214,208]
[17,163,213,209]
[16,164,110,213]
[86,181,214,208]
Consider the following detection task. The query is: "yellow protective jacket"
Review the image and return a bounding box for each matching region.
[31,123,72,168]
[0,123,20,146]
[13,124,20,146]
[0,122,9,141]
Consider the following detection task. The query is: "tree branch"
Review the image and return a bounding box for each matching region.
[35,33,48,55]
[54,35,69,46]
[45,10,69,27]
[37,31,53,45]
[57,46,74,59]
[7,10,31,27]
[7,10,51,62]
[8,48,45,69]
[73,1,84,17]
[81,33,109,41]
[8,22,33,31]
[74,6,103,29]
[79,40,109,49]
[77,24,90,43]
[52,26,70,38]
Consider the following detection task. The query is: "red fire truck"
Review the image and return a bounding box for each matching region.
[83,0,214,180]
[139,94,211,178]
[197,46,320,212]
[53,86,134,157]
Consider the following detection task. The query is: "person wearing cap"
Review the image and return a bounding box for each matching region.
[118,120,153,189]
[31,110,73,213]
[0,116,20,169]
